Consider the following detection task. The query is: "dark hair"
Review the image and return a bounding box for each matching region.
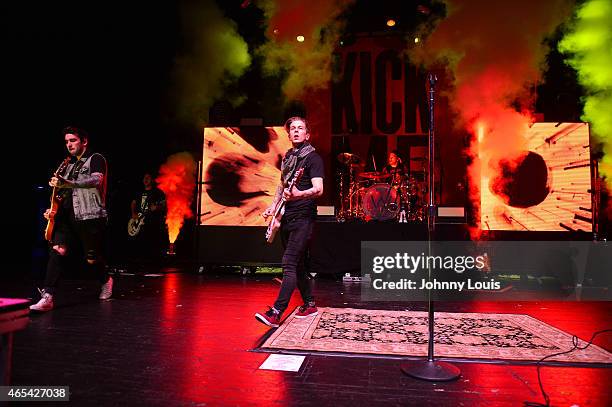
[62,126,89,142]
[284,116,310,133]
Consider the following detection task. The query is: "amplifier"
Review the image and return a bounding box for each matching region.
[437,207,466,223]
[317,206,335,216]
[316,206,337,222]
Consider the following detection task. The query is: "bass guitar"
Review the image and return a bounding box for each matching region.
[265,168,304,244]
[127,199,150,237]
[44,157,71,241]
[127,213,146,237]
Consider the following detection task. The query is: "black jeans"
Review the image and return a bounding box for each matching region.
[128,220,169,270]
[273,216,315,314]
[45,214,109,294]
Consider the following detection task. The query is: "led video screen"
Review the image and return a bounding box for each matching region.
[200,127,293,226]
[481,122,593,232]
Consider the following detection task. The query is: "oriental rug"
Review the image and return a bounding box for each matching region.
[259,307,612,364]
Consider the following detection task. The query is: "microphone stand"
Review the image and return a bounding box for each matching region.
[400,73,461,381]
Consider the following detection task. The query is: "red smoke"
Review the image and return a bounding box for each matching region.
[263,0,354,41]
[412,0,572,236]
[156,152,197,244]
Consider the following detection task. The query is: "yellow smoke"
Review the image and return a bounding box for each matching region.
[559,0,612,184]
[173,0,251,125]
[256,0,355,100]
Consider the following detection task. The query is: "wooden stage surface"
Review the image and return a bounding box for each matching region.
[1,269,610,406]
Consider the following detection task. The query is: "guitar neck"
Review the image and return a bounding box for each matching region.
[50,185,58,204]
[50,158,70,204]
[273,197,287,217]
[271,168,303,219]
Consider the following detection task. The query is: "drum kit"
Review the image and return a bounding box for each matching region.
[336,152,426,222]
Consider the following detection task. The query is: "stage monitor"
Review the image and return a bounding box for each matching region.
[481,122,593,232]
[199,126,292,226]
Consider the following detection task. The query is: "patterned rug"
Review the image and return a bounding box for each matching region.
[260,307,612,364]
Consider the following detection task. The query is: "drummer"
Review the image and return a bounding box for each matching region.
[382,150,407,186]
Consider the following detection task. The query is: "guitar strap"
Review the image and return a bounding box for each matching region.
[56,158,83,201]
[66,157,86,180]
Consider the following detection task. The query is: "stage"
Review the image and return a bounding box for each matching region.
[10,0,612,405]
[1,268,610,406]
[197,221,468,271]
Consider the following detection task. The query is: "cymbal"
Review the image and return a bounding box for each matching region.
[358,171,392,180]
[337,152,362,165]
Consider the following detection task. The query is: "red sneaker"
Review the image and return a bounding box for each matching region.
[255,307,281,327]
[295,303,318,318]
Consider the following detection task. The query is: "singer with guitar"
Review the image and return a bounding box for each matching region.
[31,126,113,312]
[255,116,324,328]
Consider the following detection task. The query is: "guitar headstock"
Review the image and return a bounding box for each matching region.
[54,157,72,177]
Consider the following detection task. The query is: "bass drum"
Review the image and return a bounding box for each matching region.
[362,183,399,221]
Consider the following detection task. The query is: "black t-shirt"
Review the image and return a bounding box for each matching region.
[382,163,407,184]
[382,163,407,175]
[284,151,324,219]
[61,151,107,213]
[134,187,166,223]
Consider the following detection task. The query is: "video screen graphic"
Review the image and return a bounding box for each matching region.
[200,127,293,226]
[481,122,593,232]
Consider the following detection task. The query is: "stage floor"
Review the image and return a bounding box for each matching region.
[1,269,610,406]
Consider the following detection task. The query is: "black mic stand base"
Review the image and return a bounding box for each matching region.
[400,360,461,381]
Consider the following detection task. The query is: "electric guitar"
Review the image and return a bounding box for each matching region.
[127,213,145,237]
[265,168,304,244]
[127,199,150,237]
[44,157,71,241]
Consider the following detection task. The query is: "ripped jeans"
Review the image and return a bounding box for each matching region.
[44,213,108,294]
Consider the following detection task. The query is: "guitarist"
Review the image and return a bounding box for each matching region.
[31,126,113,312]
[255,116,324,327]
[128,172,168,270]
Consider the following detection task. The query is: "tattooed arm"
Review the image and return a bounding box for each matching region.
[262,183,284,218]
[283,177,323,201]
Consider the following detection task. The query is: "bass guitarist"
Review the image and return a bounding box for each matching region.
[255,116,324,327]
[128,172,168,271]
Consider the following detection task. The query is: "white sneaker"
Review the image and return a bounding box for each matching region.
[99,277,113,300]
[30,289,54,312]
